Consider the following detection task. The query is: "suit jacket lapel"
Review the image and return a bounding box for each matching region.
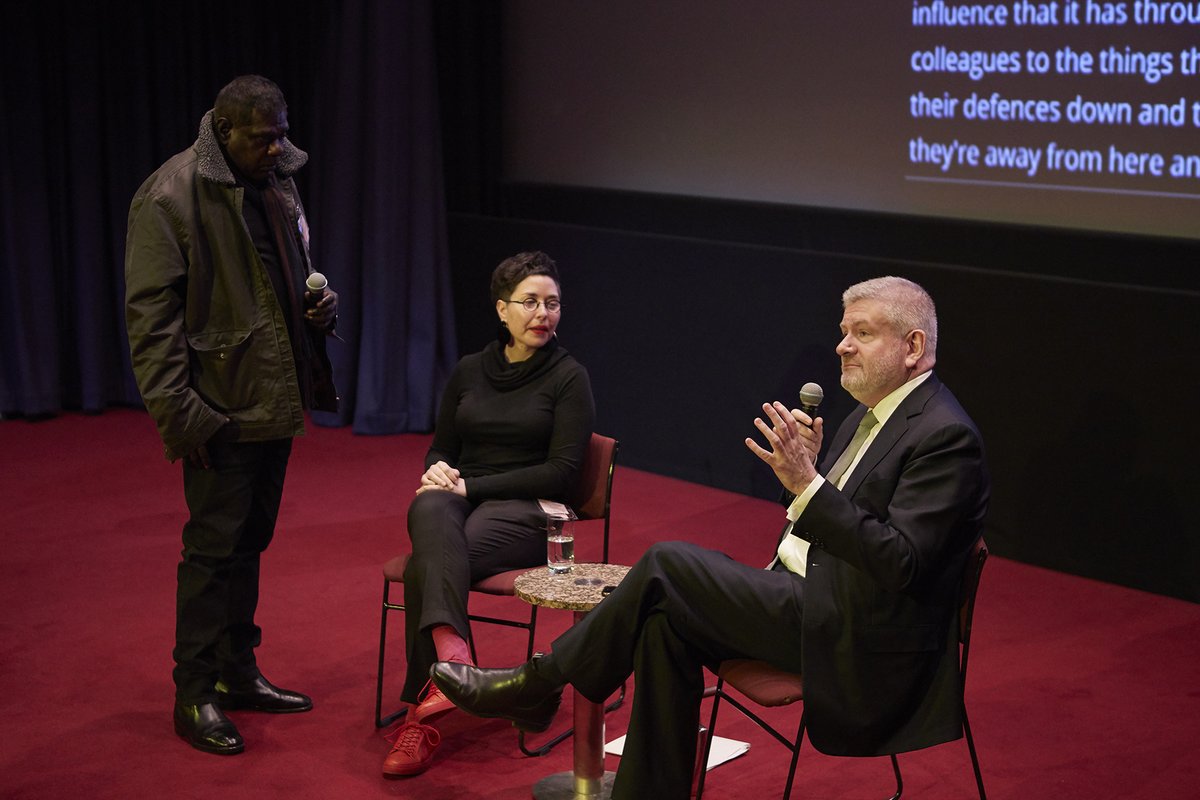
[837,373,942,498]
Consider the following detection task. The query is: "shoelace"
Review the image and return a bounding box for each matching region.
[417,678,445,704]
[388,722,440,755]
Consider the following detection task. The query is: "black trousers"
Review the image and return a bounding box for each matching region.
[175,438,292,703]
[401,492,547,704]
[549,541,806,800]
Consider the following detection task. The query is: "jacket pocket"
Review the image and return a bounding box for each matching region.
[187,329,255,412]
[862,624,941,654]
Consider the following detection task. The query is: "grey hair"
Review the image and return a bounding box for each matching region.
[843,276,938,361]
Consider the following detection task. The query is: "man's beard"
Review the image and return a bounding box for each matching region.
[840,347,907,402]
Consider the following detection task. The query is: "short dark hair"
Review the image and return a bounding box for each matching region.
[214,75,286,127]
[490,251,560,303]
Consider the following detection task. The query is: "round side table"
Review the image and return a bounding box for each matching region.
[514,563,631,800]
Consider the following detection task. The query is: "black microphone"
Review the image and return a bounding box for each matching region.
[798,382,824,421]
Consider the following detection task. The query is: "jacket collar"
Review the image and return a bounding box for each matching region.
[836,372,942,498]
[194,109,308,186]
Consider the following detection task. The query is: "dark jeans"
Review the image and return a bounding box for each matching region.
[174,438,292,703]
[400,493,546,703]
[550,541,806,800]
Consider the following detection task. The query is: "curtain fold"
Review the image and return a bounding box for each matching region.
[0,0,455,433]
[309,0,456,433]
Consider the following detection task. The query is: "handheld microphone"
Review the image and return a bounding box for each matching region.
[305,272,328,307]
[798,382,824,421]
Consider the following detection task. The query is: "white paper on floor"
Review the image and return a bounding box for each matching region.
[605,733,750,771]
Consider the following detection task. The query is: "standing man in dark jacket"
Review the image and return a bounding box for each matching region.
[431,276,989,798]
[125,75,339,755]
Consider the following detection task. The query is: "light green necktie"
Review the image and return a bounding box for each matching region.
[825,410,879,488]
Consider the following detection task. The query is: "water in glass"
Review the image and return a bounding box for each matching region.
[547,514,575,573]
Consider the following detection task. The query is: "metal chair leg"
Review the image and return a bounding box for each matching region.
[375,579,407,728]
[695,681,724,799]
[698,678,808,800]
[887,754,903,800]
[780,714,805,800]
[963,708,987,800]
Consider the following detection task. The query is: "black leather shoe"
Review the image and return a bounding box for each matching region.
[430,659,562,733]
[215,675,313,713]
[174,702,245,755]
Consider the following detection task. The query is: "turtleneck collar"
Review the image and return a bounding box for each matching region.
[481,336,567,391]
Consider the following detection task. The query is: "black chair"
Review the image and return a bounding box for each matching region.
[374,434,620,756]
[695,538,990,799]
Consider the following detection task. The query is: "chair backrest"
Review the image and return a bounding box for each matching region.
[566,433,619,562]
[957,537,988,684]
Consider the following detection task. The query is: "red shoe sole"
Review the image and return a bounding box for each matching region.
[382,759,433,777]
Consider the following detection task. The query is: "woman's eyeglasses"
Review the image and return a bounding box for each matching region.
[506,297,562,313]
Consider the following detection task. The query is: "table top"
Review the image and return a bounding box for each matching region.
[514,563,631,611]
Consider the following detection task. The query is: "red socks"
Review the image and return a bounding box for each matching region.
[431,625,474,666]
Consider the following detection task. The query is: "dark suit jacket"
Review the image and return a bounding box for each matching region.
[793,372,989,756]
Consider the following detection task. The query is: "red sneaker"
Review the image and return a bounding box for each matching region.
[382,721,441,777]
[412,677,456,724]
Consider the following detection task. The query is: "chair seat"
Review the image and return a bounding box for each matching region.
[382,554,410,582]
[471,568,530,595]
[381,553,527,596]
[718,659,804,707]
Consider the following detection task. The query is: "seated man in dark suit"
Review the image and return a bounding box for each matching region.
[431,276,990,798]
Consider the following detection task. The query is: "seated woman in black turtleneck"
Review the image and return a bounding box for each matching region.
[382,251,595,778]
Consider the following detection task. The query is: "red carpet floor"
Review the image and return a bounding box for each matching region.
[2,409,1199,799]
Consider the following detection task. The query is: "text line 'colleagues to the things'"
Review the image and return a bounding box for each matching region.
[911,47,1022,81]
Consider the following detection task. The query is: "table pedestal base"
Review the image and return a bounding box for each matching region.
[532,770,615,800]
[515,571,631,800]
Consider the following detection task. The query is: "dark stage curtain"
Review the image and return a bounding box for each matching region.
[0,1,456,433]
